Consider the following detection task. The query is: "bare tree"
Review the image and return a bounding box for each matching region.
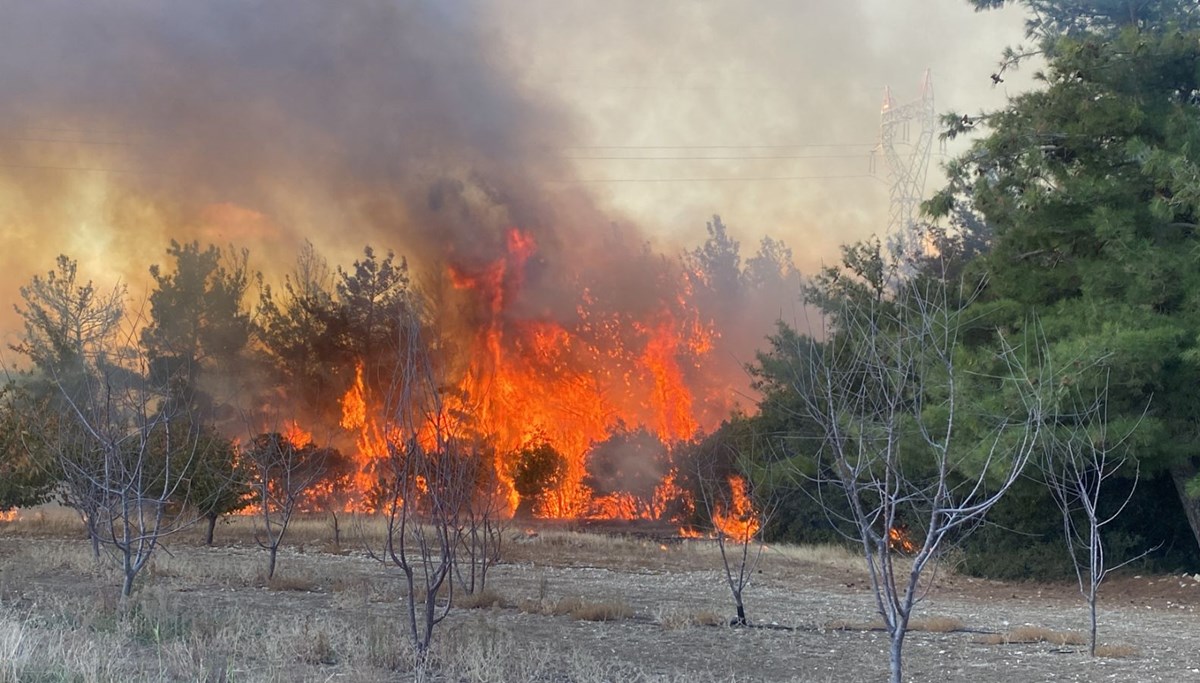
[1043,376,1151,657]
[368,291,474,664]
[46,308,207,598]
[710,474,768,626]
[244,430,336,580]
[455,437,507,595]
[795,276,1049,683]
[689,432,771,627]
[11,256,126,556]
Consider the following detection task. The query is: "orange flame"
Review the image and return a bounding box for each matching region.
[712,475,760,544]
[283,420,313,448]
[297,225,734,521]
[0,510,18,523]
[338,360,389,506]
[888,525,918,554]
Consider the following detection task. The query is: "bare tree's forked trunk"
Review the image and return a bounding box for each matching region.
[455,461,506,595]
[797,275,1051,683]
[244,427,328,581]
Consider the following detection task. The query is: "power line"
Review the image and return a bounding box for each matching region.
[551,173,883,184]
[0,162,141,174]
[564,153,876,161]
[0,136,138,146]
[559,143,877,150]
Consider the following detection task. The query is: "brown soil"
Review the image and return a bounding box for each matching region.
[2,524,1199,682]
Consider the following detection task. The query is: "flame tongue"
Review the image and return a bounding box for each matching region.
[712,475,760,543]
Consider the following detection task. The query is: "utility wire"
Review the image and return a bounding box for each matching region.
[564,153,876,161]
[551,173,883,184]
[559,143,877,150]
[1,136,139,146]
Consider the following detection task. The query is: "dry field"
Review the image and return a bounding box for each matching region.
[1,509,1198,682]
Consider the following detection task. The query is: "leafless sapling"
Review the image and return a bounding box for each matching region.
[1044,376,1152,657]
[796,275,1049,683]
[367,291,474,663]
[45,306,208,598]
[244,429,334,580]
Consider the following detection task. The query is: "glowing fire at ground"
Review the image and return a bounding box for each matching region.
[888,525,918,554]
[0,510,18,523]
[711,475,761,543]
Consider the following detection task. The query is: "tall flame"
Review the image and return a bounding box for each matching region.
[712,475,760,543]
[309,226,731,520]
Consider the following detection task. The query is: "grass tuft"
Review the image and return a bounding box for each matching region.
[456,588,509,610]
[974,625,1087,646]
[909,616,965,633]
[267,574,319,592]
[1094,643,1138,658]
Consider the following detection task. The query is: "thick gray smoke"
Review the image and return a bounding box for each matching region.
[0,0,630,331]
[0,1,1027,375]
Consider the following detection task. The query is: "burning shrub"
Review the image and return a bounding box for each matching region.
[510,439,568,518]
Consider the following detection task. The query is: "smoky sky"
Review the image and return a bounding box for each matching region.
[0,0,1029,345]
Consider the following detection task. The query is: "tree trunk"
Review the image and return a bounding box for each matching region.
[734,602,746,627]
[1169,463,1200,552]
[267,545,278,580]
[205,513,218,546]
[1088,591,1098,658]
[889,628,906,683]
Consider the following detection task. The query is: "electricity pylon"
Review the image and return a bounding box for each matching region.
[875,69,936,261]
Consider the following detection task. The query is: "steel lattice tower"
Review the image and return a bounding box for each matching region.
[876,69,935,259]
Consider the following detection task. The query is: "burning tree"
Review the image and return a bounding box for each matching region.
[510,438,568,519]
[789,239,1051,683]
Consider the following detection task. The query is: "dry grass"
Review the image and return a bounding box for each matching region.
[1094,643,1139,659]
[567,599,635,622]
[974,626,1088,646]
[909,616,965,633]
[520,595,635,622]
[456,588,509,610]
[824,615,965,633]
[267,574,320,592]
[655,607,725,630]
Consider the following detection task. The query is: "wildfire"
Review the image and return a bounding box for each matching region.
[283,420,313,447]
[439,227,719,519]
[283,224,736,522]
[888,525,918,554]
[0,510,18,523]
[711,475,760,544]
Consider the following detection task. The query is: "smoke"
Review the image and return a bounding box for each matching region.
[0,1,1027,377]
[0,0,1032,515]
[0,0,614,329]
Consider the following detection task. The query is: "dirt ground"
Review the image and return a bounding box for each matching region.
[2,521,1199,682]
[495,533,1200,682]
